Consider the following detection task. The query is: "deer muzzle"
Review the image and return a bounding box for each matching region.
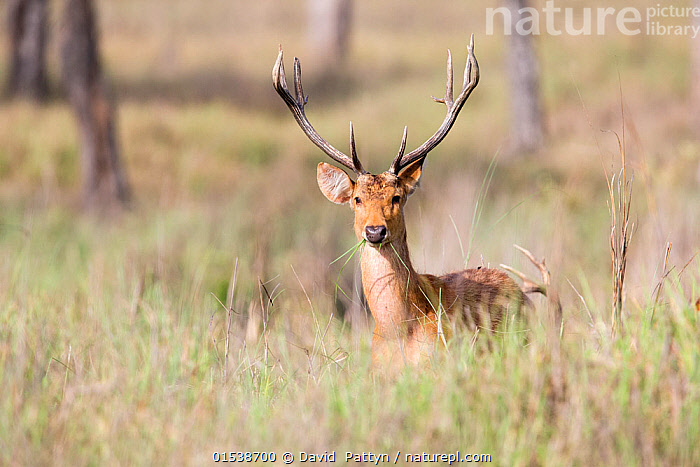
[364,225,388,245]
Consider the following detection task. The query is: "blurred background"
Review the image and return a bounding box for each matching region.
[1,0,699,461]
[2,0,697,308]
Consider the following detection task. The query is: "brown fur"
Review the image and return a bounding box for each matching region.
[317,162,528,370]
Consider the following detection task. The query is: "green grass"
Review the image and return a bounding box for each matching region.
[1,0,699,464]
[0,204,697,465]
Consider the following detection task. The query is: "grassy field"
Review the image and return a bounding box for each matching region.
[1,0,699,465]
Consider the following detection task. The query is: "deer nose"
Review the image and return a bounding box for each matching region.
[365,225,388,244]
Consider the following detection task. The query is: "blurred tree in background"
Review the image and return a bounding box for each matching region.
[4,0,129,208]
[307,0,352,68]
[5,0,49,100]
[505,0,543,155]
[694,0,700,182]
[60,0,129,209]
[693,0,700,132]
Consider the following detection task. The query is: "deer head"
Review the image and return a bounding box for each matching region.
[316,160,423,246]
[273,36,479,247]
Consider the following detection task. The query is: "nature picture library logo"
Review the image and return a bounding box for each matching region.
[486,1,700,38]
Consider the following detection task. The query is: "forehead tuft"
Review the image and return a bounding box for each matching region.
[356,173,399,195]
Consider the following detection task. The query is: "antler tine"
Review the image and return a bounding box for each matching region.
[349,122,367,175]
[500,244,551,295]
[432,49,454,106]
[273,46,364,175]
[293,57,305,108]
[513,244,550,285]
[499,244,550,295]
[504,244,562,329]
[390,34,480,174]
[500,264,546,295]
[389,126,409,174]
[464,34,476,89]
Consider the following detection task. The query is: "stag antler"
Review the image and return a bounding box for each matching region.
[389,34,480,174]
[501,245,563,330]
[501,245,550,295]
[273,46,366,175]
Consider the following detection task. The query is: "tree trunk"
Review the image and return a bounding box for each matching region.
[694,0,700,182]
[307,0,352,66]
[60,0,129,209]
[693,0,700,131]
[5,0,49,100]
[505,0,543,154]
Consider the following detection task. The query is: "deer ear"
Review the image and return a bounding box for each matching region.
[317,162,355,204]
[398,157,424,196]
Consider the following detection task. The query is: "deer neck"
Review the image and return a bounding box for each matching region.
[360,234,424,331]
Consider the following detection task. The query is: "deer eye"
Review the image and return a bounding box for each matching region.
[354,197,362,205]
[392,195,401,205]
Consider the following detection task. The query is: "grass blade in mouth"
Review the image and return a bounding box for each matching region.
[333,239,366,302]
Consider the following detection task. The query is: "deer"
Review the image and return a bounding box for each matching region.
[273,36,554,369]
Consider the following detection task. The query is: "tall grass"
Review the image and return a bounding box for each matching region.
[0,200,698,465]
[605,93,634,339]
